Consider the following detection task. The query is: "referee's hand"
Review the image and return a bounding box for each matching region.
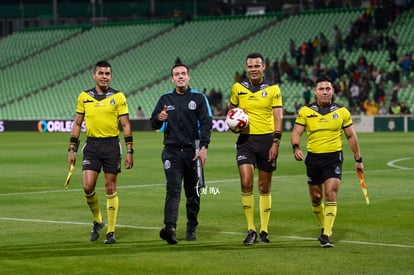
[125,154,133,169]
[293,148,304,161]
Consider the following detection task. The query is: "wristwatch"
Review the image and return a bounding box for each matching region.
[127,149,134,154]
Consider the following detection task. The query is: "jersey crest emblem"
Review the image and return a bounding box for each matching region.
[188,100,196,110]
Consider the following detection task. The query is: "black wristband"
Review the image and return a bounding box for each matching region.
[273,132,282,140]
[69,137,80,153]
[69,136,79,145]
[292,144,300,150]
[124,136,133,144]
[127,148,134,155]
[355,156,363,163]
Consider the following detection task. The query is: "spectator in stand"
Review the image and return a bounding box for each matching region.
[135,106,146,118]
[357,53,368,73]
[279,53,290,75]
[400,53,411,78]
[378,102,388,115]
[294,101,302,115]
[234,71,243,83]
[349,80,360,111]
[320,33,329,54]
[289,39,296,59]
[389,48,398,63]
[312,35,320,54]
[272,58,280,83]
[363,99,379,115]
[373,83,385,104]
[359,76,371,104]
[302,82,312,105]
[337,56,346,77]
[389,101,401,114]
[390,84,400,104]
[294,46,302,67]
[400,102,411,114]
[374,6,387,30]
[337,76,348,98]
[333,25,343,58]
[305,40,315,67]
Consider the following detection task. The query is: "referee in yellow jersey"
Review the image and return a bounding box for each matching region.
[229,53,284,245]
[291,76,364,248]
[68,61,134,244]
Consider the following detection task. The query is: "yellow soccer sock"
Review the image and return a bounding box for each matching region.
[85,191,102,224]
[106,192,119,233]
[259,193,271,233]
[324,202,337,236]
[241,192,256,231]
[311,201,325,228]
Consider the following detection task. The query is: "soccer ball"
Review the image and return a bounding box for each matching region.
[225,108,249,132]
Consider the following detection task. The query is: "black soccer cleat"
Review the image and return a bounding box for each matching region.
[317,228,333,241]
[259,231,270,243]
[104,232,116,244]
[319,234,334,248]
[243,230,257,245]
[160,227,178,245]
[186,230,196,241]
[90,221,105,241]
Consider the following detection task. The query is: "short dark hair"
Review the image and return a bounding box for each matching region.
[94,60,111,72]
[246,53,264,63]
[171,63,189,76]
[315,75,333,86]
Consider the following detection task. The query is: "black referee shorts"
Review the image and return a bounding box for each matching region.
[236,133,276,172]
[304,151,343,185]
[82,137,121,174]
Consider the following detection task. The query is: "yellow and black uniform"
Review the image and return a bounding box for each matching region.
[294,102,352,153]
[230,78,283,241]
[230,79,283,172]
[78,88,129,174]
[76,88,129,138]
[229,79,283,135]
[295,102,353,184]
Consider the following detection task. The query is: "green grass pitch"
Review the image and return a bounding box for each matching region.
[0,131,413,274]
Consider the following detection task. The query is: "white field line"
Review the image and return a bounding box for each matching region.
[1,166,412,197]
[1,217,413,249]
[1,164,413,249]
[386,157,413,170]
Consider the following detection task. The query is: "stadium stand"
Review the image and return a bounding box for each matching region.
[0,26,84,69]
[0,6,413,119]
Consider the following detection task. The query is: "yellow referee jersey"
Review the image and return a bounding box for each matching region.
[294,103,353,153]
[76,88,129,138]
[229,80,283,135]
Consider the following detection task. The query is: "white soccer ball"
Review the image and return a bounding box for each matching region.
[225,108,249,132]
